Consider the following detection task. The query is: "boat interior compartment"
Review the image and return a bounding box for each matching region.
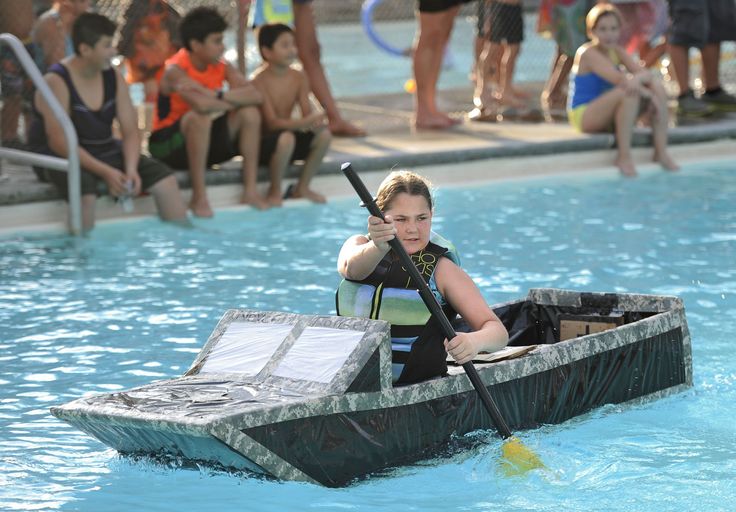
[493,290,667,347]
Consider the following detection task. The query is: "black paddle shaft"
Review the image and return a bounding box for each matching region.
[341,163,513,439]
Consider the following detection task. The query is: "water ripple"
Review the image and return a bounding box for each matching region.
[1,162,736,510]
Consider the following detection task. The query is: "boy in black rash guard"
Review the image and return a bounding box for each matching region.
[29,12,187,232]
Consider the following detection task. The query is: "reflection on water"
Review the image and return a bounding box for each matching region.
[1,161,736,511]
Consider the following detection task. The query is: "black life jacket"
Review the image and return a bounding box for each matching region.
[336,233,460,384]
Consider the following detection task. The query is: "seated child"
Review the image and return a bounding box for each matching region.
[567,3,678,177]
[251,23,331,206]
[148,7,265,216]
[118,0,181,104]
[28,12,188,232]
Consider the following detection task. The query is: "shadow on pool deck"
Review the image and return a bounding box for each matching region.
[1,85,736,210]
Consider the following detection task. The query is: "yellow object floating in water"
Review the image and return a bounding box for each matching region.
[404,78,416,94]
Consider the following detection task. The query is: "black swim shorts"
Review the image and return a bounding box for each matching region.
[418,0,474,14]
[40,154,173,200]
[148,113,239,170]
[489,1,524,44]
[259,130,315,166]
[668,0,736,47]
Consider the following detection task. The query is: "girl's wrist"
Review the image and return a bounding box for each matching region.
[372,239,390,253]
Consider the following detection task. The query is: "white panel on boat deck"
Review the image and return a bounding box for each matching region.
[199,321,293,375]
[272,327,364,383]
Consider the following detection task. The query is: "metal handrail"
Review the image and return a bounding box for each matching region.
[0,33,82,235]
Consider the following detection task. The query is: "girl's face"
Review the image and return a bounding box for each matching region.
[592,13,621,48]
[384,192,433,255]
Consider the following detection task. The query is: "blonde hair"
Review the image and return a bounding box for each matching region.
[375,170,433,212]
[585,3,623,39]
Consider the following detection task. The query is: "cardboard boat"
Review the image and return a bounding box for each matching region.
[51,288,692,487]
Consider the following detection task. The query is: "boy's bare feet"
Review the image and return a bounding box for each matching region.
[413,111,458,130]
[189,198,214,218]
[615,156,638,177]
[440,112,461,125]
[287,186,326,204]
[328,118,366,137]
[468,103,499,122]
[498,91,526,109]
[473,86,495,109]
[241,191,270,210]
[267,190,284,207]
[654,152,680,171]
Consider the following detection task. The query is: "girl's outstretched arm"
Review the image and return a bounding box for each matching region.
[337,215,396,280]
[435,258,509,364]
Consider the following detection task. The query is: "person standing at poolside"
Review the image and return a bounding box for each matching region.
[536,0,593,119]
[28,12,188,232]
[568,3,678,177]
[32,0,90,74]
[251,23,331,206]
[0,1,36,149]
[473,0,528,117]
[412,0,472,129]
[149,7,265,216]
[336,170,508,384]
[666,0,736,116]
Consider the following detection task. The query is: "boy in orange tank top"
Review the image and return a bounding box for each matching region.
[149,7,265,216]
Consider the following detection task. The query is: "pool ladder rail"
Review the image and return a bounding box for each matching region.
[0,33,82,235]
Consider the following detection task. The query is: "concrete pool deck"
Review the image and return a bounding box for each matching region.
[1,85,735,233]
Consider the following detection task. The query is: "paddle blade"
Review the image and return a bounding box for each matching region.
[499,436,545,476]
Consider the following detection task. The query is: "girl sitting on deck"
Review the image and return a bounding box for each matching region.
[567,3,678,177]
[336,171,508,385]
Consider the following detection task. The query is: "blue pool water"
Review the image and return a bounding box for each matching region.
[2,161,736,511]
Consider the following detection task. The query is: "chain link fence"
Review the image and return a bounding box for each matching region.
[2,0,735,144]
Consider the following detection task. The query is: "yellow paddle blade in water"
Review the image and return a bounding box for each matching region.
[499,436,545,476]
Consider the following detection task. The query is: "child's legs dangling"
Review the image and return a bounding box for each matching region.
[581,88,640,176]
[614,94,641,176]
[268,131,296,206]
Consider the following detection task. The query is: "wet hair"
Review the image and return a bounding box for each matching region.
[257,23,294,59]
[179,7,227,51]
[71,12,116,56]
[375,170,434,213]
[585,3,623,39]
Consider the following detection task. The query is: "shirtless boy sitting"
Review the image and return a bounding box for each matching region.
[251,23,331,206]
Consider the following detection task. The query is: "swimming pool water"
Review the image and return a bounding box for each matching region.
[2,161,736,511]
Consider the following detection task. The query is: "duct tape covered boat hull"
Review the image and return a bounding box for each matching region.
[51,289,692,487]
